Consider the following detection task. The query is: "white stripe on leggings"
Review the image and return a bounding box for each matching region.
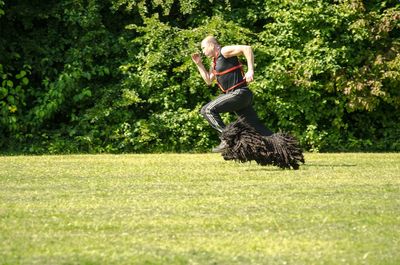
[205,92,237,132]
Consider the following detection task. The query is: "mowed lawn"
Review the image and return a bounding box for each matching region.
[0,153,399,265]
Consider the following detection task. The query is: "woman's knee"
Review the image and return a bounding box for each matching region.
[200,103,214,117]
[200,104,208,117]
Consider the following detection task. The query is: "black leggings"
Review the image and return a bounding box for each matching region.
[200,88,272,136]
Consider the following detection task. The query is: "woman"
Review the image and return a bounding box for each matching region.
[191,36,272,152]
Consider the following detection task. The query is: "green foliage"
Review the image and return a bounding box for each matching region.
[253,0,400,151]
[0,64,31,143]
[0,1,4,17]
[0,0,399,153]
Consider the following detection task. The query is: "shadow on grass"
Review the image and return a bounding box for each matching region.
[302,163,357,167]
[242,163,357,171]
[243,167,291,172]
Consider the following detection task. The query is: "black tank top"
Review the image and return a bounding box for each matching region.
[214,50,246,91]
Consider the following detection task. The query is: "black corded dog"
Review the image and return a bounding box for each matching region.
[220,118,305,169]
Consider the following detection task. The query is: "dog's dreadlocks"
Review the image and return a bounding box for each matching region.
[220,118,305,169]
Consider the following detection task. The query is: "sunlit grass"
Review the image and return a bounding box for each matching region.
[0,153,399,265]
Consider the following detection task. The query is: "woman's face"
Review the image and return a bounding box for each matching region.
[201,41,214,57]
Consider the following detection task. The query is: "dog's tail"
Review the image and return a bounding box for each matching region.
[220,118,305,169]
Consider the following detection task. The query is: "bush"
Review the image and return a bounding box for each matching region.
[0,0,399,153]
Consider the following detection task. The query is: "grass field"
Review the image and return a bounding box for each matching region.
[0,153,399,265]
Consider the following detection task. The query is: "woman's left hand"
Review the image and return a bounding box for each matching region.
[245,70,254,83]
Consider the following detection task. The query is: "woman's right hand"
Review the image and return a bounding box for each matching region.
[191,53,202,65]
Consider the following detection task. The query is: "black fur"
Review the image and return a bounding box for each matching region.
[220,118,305,169]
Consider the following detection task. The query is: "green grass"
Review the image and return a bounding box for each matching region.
[0,153,399,265]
